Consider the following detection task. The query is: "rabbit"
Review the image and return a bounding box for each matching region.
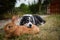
[4,15,40,38]
[4,22,40,38]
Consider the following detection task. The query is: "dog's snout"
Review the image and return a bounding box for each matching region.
[28,24,32,28]
[29,24,32,27]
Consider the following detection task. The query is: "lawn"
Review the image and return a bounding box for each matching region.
[0,15,60,40]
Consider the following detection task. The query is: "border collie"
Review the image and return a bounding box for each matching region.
[19,14,46,28]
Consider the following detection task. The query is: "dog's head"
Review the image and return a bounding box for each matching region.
[20,14,46,27]
[20,14,34,28]
[4,22,17,33]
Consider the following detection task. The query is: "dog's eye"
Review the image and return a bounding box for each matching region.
[27,20,29,21]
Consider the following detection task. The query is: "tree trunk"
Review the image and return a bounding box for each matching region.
[38,0,41,14]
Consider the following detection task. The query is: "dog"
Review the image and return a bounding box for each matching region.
[19,14,46,28]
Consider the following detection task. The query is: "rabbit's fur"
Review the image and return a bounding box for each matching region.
[4,15,40,38]
[4,22,40,37]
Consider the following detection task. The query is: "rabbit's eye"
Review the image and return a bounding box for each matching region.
[8,26,12,28]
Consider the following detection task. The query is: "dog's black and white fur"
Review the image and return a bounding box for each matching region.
[19,14,46,28]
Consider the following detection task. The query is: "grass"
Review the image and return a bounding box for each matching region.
[39,15,60,40]
[0,15,60,40]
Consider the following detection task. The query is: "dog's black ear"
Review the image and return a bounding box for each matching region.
[19,17,25,25]
[33,15,42,21]
[20,20,24,25]
[33,15,46,22]
[33,15,46,25]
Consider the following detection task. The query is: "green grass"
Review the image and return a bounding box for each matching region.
[0,15,60,40]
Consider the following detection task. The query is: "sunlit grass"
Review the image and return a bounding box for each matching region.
[39,15,60,40]
[0,15,60,40]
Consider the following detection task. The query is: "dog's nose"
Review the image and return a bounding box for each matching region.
[28,24,32,28]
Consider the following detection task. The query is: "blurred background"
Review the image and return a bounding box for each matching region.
[0,0,60,19]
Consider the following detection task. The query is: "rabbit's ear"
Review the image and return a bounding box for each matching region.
[12,15,18,22]
[12,16,16,22]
